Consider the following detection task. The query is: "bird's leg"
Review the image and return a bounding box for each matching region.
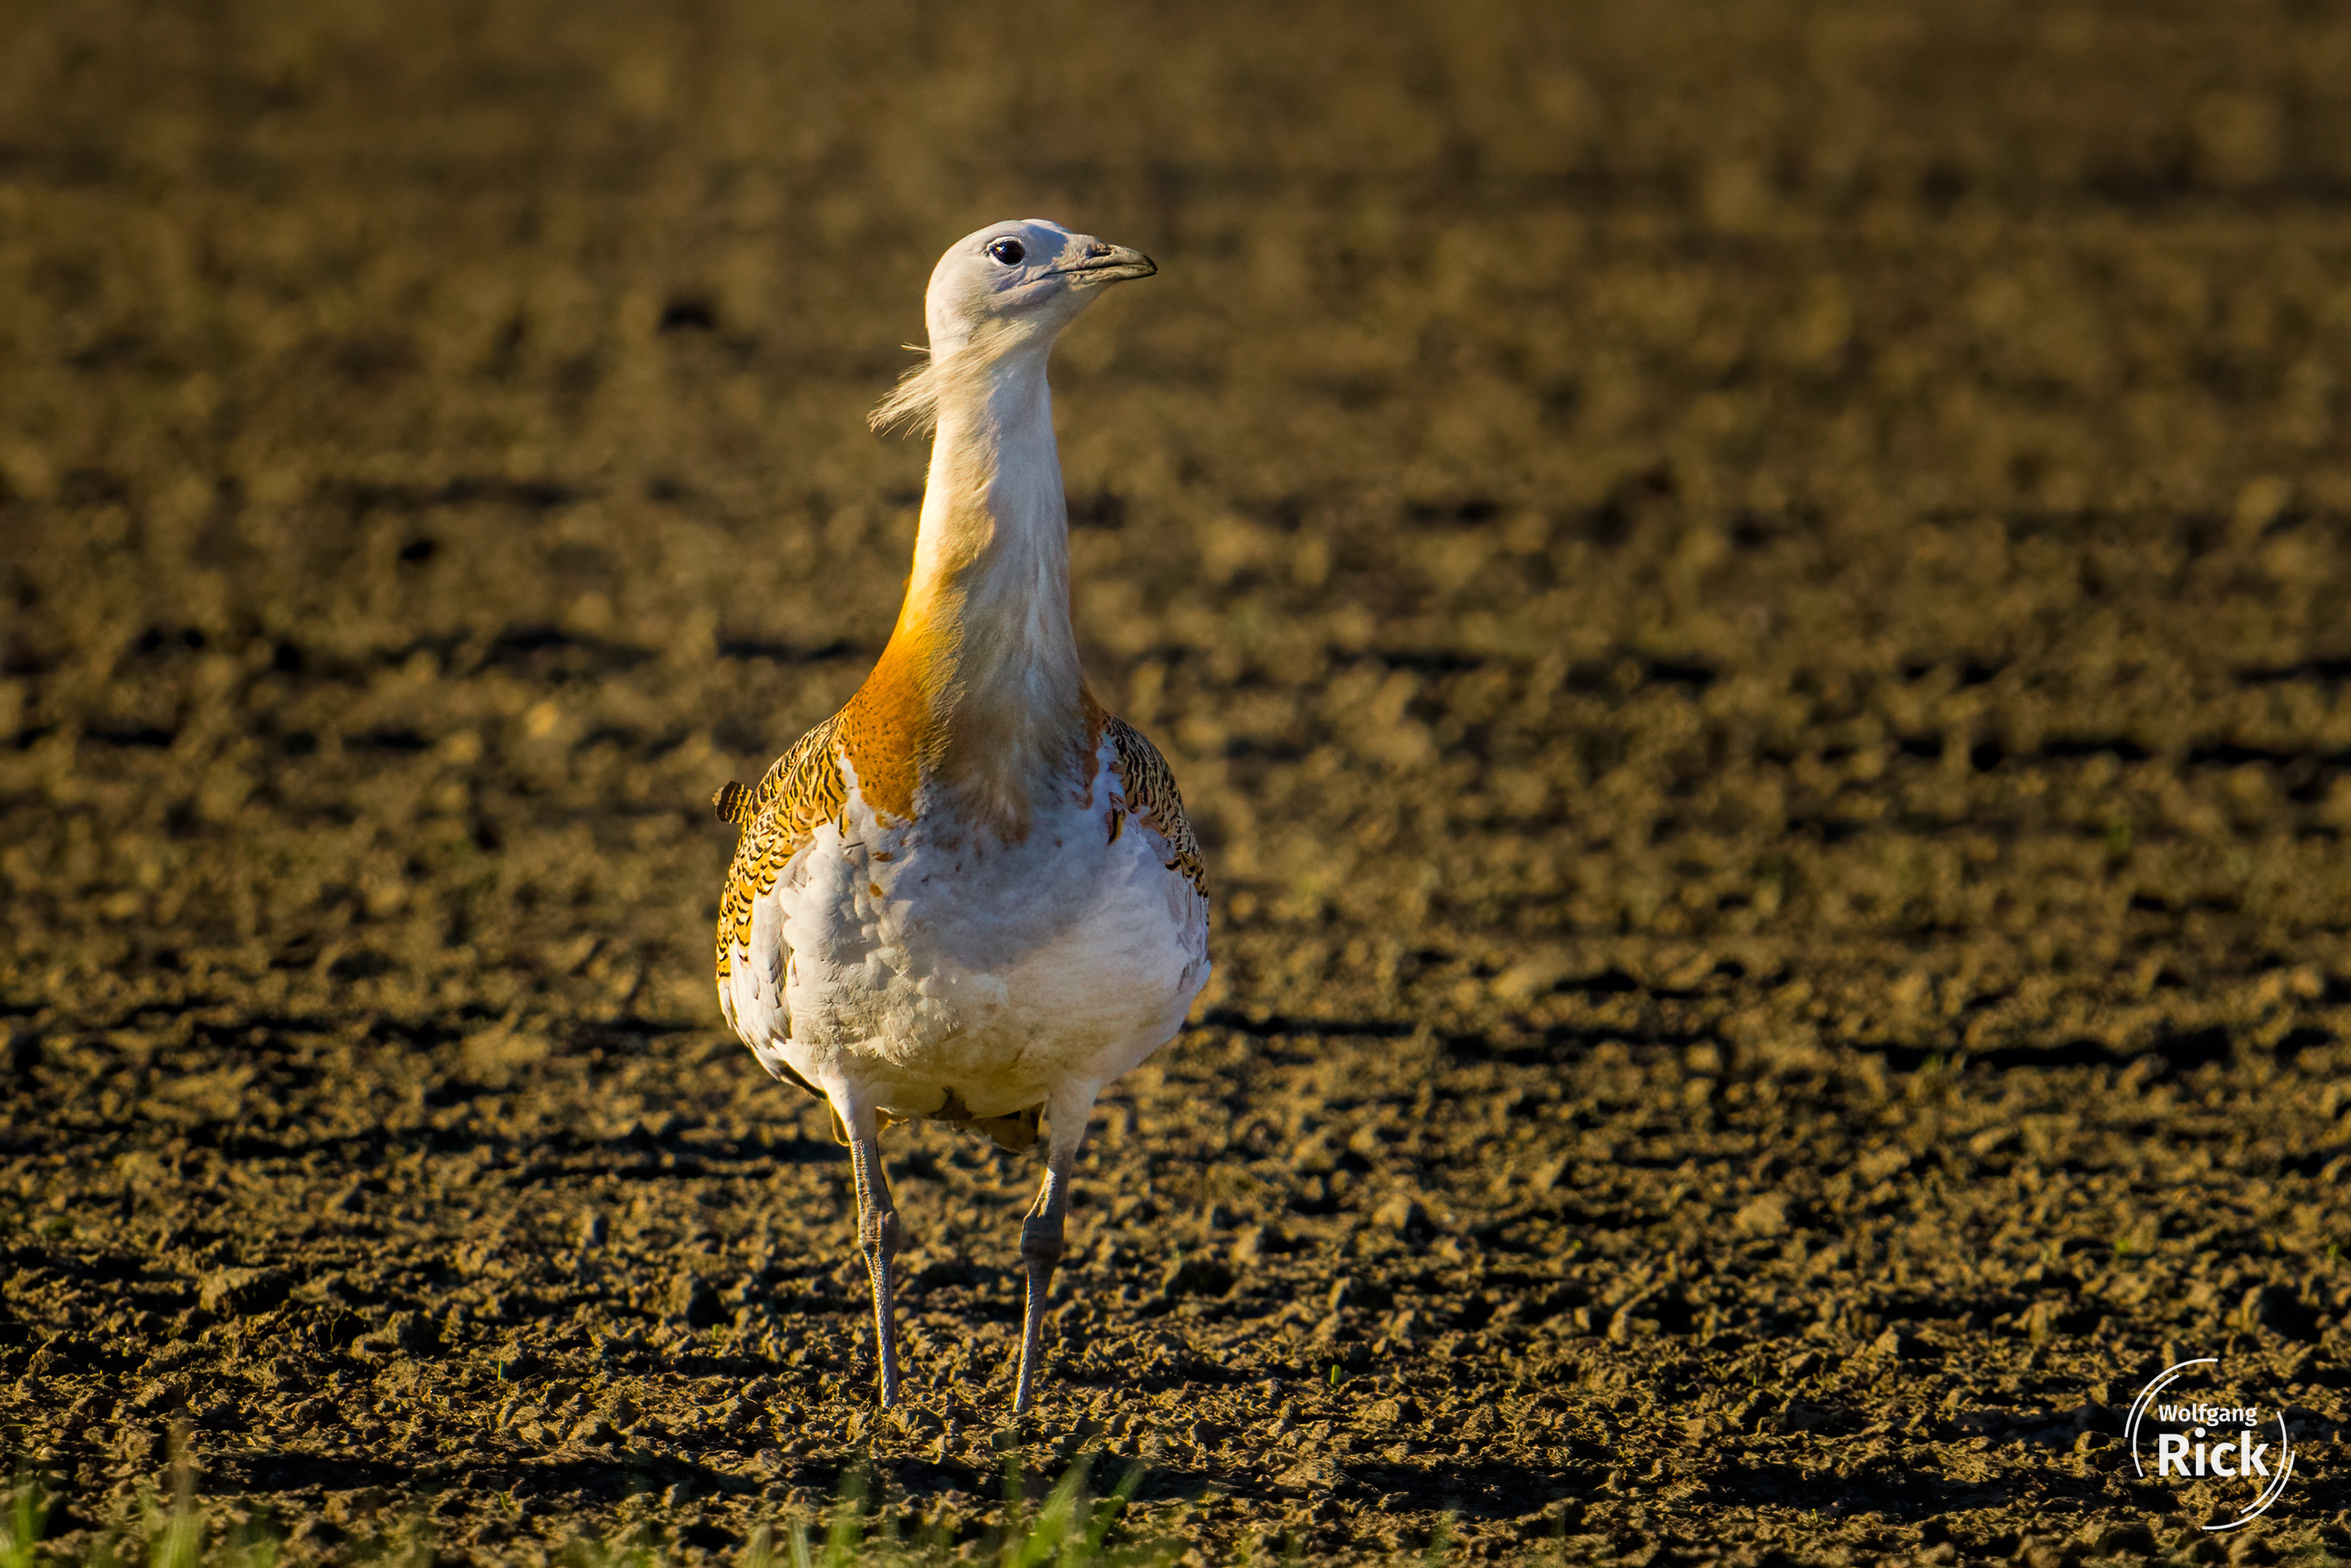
[1012,1157,1074,1417]
[1013,1085,1100,1417]
[846,1121,905,1409]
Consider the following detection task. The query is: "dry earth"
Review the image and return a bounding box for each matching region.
[7,0,2351,1560]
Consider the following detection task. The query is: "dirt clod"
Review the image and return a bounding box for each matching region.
[196,1269,293,1318]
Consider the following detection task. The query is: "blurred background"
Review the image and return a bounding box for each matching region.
[4,0,2351,1559]
[9,0,2351,1037]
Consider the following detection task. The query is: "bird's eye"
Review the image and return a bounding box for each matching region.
[986,238,1027,266]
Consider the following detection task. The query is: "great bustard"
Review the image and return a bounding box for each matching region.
[712,220,1210,1415]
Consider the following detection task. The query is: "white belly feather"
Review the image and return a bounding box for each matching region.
[724,742,1210,1122]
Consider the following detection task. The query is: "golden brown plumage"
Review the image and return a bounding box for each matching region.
[713,703,1207,985]
[712,713,848,985]
[1102,715,1206,892]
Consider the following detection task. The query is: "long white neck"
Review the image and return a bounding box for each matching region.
[885,341,1090,827]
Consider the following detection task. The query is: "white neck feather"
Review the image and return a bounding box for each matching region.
[899,339,1089,823]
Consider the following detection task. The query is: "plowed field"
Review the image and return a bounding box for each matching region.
[6,0,2351,1560]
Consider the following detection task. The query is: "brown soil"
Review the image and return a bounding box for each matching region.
[6,0,2351,1560]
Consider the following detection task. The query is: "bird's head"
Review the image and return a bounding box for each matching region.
[871,219,1155,435]
[923,219,1156,358]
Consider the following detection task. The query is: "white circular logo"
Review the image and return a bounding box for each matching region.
[2124,1357,2295,1532]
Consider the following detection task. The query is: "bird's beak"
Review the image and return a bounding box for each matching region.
[1055,243,1157,287]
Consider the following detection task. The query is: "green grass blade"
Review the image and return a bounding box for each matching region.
[1422,1512,1456,1567]
[3,1476,51,1568]
[1081,1460,1150,1554]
